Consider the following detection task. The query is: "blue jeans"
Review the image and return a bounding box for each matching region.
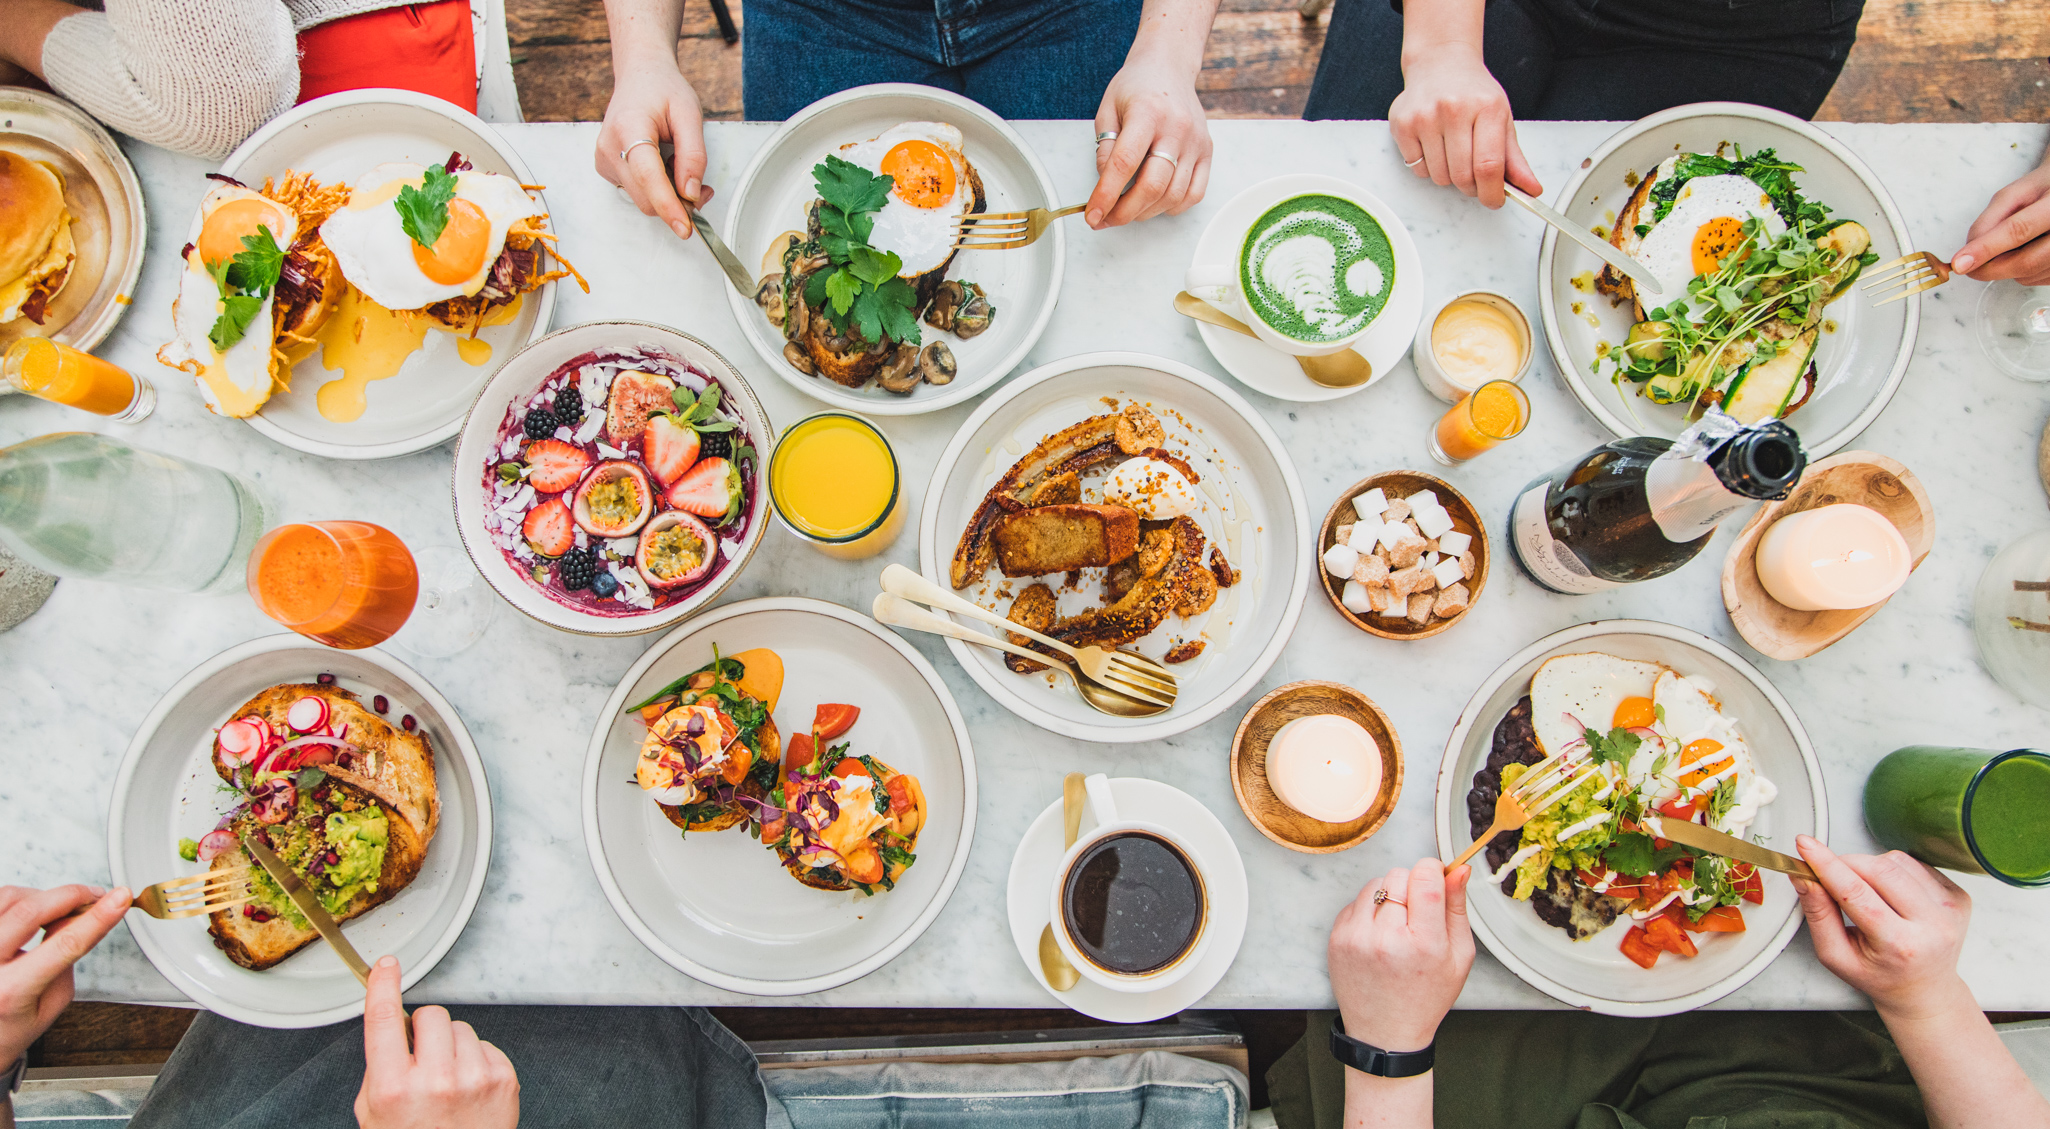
[742,0,1142,121]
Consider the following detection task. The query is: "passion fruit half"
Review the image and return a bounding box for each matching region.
[571,461,655,537]
[635,510,717,589]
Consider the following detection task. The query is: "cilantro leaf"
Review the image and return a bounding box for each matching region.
[1603,831,1695,878]
[824,268,861,316]
[875,277,923,345]
[849,288,886,348]
[1583,726,1641,768]
[848,246,902,287]
[225,226,284,296]
[813,154,893,218]
[208,293,266,353]
[396,163,459,249]
[804,268,832,310]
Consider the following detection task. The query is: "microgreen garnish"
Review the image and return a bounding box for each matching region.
[206,225,284,353]
[805,154,922,347]
[397,163,459,249]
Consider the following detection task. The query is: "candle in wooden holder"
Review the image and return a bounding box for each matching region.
[1267,714,1383,823]
[1754,503,1912,611]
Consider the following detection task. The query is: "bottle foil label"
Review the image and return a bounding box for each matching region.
[1645,455,1744,542]
[1512,483,1620,594]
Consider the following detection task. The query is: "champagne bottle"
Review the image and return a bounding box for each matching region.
[1511,410,1805,593]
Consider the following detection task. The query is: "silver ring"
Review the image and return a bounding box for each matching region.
[1147,151,1178,170]
[1096,130,1118,143]
[620,138,660,162]
[1403,155,1426,168]
[1373,887,1405,907]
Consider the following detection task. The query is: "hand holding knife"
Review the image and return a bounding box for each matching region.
[242,834,412,1046]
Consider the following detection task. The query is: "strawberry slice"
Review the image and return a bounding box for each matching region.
[521,496,576,557]
[642,413,701,486]
[665,456,740,518]
[524,439,592,494]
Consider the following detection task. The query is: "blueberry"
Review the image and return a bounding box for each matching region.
[590,571,620,598]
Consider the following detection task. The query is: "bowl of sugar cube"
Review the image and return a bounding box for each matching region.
[1317,471,1487,640]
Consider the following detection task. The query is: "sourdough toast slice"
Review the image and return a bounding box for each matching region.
[213,684,439,842]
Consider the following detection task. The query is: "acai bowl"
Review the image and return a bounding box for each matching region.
[454,322,773,636]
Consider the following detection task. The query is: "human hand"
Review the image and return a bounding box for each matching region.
[595,59,714,241]
[354,956,518,1129]
[1327,859,1473,1054]
[0,885,129,1068]
[1087,43,1213,229]
[1795,836,1973,1021]
[1389,47,1541,209]
[1952,151,2050,284]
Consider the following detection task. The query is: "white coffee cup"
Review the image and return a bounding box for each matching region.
[1183,199,1388,357]
[1049,773,1212,994]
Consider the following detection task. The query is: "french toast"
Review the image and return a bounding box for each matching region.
[991,503,1141,577]
[1049,516,1207,650]
[950,412,1125,588]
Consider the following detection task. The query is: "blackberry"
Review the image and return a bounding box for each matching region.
[559,547,596,590]
[554,384,583,422]
[698,431,732,461]
[589,570,620,599]
[523,409,560,440]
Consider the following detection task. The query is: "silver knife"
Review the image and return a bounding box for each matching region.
[1506,184,1666,297]
[1646,816,1817,881]
[242,833,375,985]
[685,205,757,297]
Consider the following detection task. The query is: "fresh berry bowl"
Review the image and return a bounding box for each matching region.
[453,322,774,636]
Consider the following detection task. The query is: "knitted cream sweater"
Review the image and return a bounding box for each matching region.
[40,1,407,161]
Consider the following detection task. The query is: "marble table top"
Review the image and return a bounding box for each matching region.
[6,118,2049,1014]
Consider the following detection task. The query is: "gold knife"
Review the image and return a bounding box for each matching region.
[684,204,757,297]
[1647,816,1818,881]
[1505,184,1667,297]
[243,834,412,1043]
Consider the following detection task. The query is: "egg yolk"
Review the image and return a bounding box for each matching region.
[1612,696,1656,730]
[1691,216,1748,277]
[880,140,955,209]
[1677,739,1731,788]
[411,197,490,285]
[198,197,288,267]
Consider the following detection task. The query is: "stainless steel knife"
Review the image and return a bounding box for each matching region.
[241,833,375,985]
[684,205,757,297]
[1506,184,1667,298]
[1647,816,1818,881]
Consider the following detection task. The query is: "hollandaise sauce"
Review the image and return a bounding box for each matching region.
[769,412,903,560]
[314,287,426,422]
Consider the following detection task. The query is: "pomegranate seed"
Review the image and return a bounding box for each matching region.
[373,695,388,714]
[402,715,416,732]
[316,673,336,685]
[325,851,340,865]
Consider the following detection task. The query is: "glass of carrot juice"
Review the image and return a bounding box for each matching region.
[248,521,419,649]
[1428,379,1530,466]
[2,337,155,422]
[768,412,905,561]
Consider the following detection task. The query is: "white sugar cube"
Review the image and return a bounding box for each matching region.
[1377,523,1412,553]
[1405,489,1439,509]
[1350,488,1389,520]
[1420,551,1440,570]
[1414,503,1456,541]
[1341,579,1375,614]
[1379,597,1410,618]
[1323,543,1360,577]
[1437,530,1472,557]
[1348,523,1383,553]
[1432,557,1466,590]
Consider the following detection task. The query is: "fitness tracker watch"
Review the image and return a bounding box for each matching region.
[1329,1016,1436,1078]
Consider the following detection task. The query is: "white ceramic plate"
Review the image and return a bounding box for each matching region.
[451,320,773,637]
[107,636,491,1028]
[202,89,560,460]
[918,351,1310,743]
[1004,777,1248,1023]
[1186,174,1423,403]
[584,598,976,995]
[0,87,145,352]
[1434,620,1827,1016]
[719,84,1062,415]
[1538,102,1916,458]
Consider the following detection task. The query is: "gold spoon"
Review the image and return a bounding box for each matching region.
[1037,772,1086,992]
[1173,291,1374,388]
[870,595,1169,718]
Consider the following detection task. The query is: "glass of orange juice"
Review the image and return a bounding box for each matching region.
[248,521,419,649]
[769,412,905,560]
[2,337,155,422]
[1428,379,1530,466]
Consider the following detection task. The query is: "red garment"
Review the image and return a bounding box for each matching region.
[296,1,477,113]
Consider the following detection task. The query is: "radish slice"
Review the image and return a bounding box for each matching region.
[196,829,236,862]
[216,719,261,763]
[250,778,296,824]
[286,695,329,733]
[245,716,273,743]
[268,735,361,773]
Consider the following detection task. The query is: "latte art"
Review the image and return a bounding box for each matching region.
[1240,194,1395,344]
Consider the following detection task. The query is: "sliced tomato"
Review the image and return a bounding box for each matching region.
[885,775,914,814]
[1671,859,1694,883]
[832,757,871,780]
[1619,926,1662,969]
[812,704,861,741]
[1657,797,1701,822]
[1645,913,1699,958]
[783,732,816,779]
[1731,863,1764,905]
[1689,905,1746,933]
[841,842,885,885]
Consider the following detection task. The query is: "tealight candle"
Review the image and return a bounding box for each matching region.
[1266,714,1383,823]
[1754,503,1913,611]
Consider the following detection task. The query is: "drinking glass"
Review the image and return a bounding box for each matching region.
[2,337,155,421]
[248,522,418,649]
[768,412,905,560]
[1975,281,2050,382]
[1864,745,2050,887]
[387,545,498,659]
[1428,379,1530,466]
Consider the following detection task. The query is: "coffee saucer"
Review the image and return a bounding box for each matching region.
[1005,777,1248,1022]
[1184,174,1424,403]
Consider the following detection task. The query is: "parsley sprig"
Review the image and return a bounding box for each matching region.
[397,163,459,249]
[803,155,922,348]
[205,225,285,353]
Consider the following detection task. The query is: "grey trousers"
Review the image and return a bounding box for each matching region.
[127,1006,771,1129]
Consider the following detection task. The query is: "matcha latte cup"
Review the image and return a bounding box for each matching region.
[1185,188,1401,357]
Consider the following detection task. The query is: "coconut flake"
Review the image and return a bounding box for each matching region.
[573,528,588,549]
[595,441,625,460]
[720,538,739,560]
[499,434,521,459]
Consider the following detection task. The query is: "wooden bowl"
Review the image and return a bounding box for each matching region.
[1317,470,1489,640]
[1722,450,1933,661]
[1230,680,1403,853]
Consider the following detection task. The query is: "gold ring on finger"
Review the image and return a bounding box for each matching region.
[1373,887,1405,907]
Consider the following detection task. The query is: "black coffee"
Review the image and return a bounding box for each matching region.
[1061,832,1204,975]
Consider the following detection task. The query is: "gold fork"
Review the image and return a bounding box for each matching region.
[954,204,1086,251]
[130,866,254,919]
[1863,252,1952,305]
[1449,755,1601,871]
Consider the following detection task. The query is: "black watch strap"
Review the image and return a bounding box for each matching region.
[3,1051,26,1094]
[1329,1016,1435,1078]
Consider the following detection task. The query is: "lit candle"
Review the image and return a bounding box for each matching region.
[1754,503,1913,611]
[1267,714,1384,823]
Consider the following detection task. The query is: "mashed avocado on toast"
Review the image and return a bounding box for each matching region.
[1501,761,1614,900]
[241,779,391,930]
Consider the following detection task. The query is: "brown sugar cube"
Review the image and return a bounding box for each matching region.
[1384,527,1429,569]
[1406,592,1435,624]
[1422,538,1440,555]
[1352,552,1389,586]
[1382,497,1412,522]
[1336,522,1355,546]
[1434,582,1472,619]
[1365,583,1398,613]
[1460,550,1477,579]
[1386,563,1431,597]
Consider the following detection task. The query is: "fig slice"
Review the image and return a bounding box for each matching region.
[572,461,656,537]
[635,510,717,589]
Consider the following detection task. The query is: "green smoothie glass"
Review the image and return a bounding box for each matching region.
[1864,746,2050,887]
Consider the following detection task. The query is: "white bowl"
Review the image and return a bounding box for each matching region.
[917,351,1311,743]
[107,635,491,1028]
[451,320,774,637]
[1434,619,1827,1016]
[718,84,1063,415]
[1538,102,1916,458]
[583,598,977,995]
[207,89,561,460]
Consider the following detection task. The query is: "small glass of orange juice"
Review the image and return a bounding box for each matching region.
[769,412,905,560]
[2,337,155,422]
[1428,379,1530,466]
[248,521,420,649]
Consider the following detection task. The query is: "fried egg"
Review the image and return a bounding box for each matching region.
[1632,173,1786,302]
[319,163,540,311]
[836,122,972,279]
[160,184,300,418]
[1639,669,1777,834]
[1529,652,1666,759]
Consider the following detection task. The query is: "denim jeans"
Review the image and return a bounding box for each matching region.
[1305,0,1865,122]
[742,0,1142,121]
